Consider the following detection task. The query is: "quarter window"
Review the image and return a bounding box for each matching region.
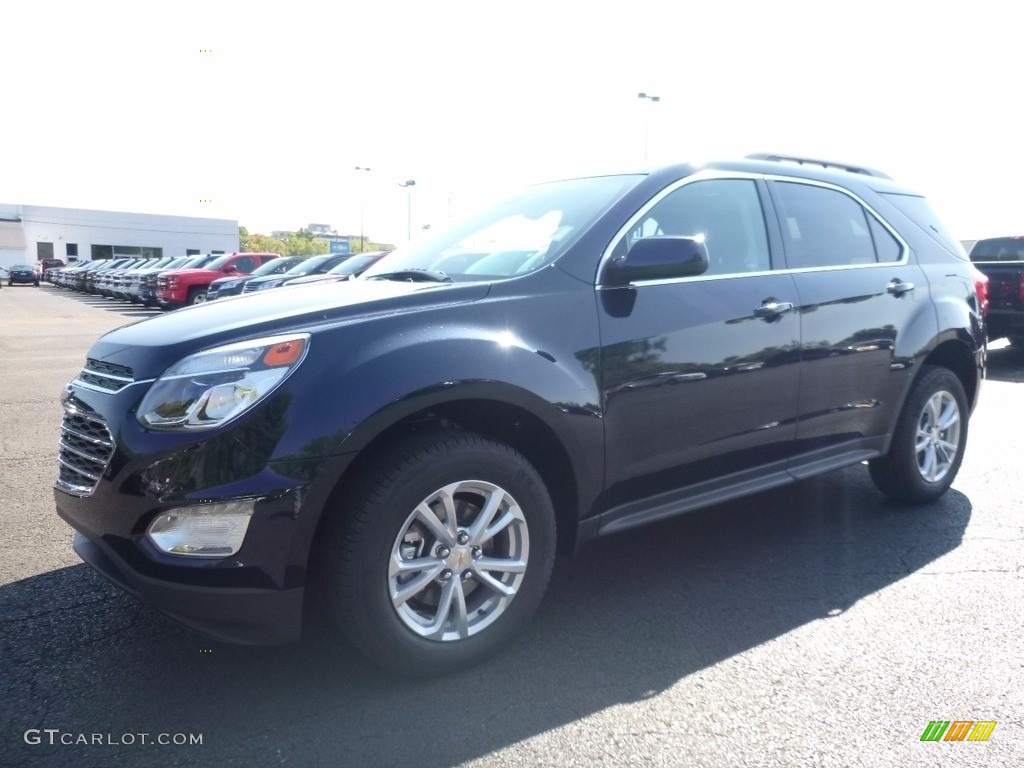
[867,216,901,263]
[772,182,898,268]
[612,179,771,276]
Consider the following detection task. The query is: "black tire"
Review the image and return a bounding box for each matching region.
[187,287,207,305]
[869,366,968,504]
[319,430,556,676]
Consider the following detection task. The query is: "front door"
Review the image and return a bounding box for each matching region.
[597,176,802,511]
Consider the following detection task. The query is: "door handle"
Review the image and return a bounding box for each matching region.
[753,300,795,320]
[887,278,915,296]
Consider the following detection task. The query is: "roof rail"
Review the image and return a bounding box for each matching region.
[745,152,891,179]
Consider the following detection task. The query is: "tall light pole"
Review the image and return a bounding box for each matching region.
[637,92,661,165]
[355,166,371,252]
[398,179,416,241]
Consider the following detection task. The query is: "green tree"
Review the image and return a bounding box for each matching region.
[283,234,329,256]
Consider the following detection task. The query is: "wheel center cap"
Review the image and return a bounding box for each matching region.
[449,547,471,571]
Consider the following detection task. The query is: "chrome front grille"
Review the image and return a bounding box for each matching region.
[76,359,135,393]
[57,409,115,496]
[242,282,260,294]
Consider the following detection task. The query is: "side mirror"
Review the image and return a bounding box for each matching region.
[604,236,709,287]
[222,264,238,273]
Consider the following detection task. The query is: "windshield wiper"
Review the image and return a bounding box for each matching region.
[367,269,453,284]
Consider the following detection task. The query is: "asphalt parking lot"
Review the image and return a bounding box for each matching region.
[1,285,1021,768]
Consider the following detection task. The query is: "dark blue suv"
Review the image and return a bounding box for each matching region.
[55,153,985,674]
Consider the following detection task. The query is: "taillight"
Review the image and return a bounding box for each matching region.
[972,267,989,316]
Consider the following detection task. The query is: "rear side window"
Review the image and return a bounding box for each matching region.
[772,181,897,268]
[968,237,1024,262]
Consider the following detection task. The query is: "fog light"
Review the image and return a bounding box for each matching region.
[147,500,255,557]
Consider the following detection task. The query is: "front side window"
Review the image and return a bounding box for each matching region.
[610,178,772,276]
[772,182,896,268]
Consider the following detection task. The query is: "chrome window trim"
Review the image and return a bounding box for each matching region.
[596,171,910,290]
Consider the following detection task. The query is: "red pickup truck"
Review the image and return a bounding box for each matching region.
[155,252,279,308]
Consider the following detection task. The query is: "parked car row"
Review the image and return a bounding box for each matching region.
[45,251,391,309]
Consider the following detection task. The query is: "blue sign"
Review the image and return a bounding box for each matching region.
[329,240,351,255]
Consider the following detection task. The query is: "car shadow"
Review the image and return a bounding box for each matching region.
[985,341,1024,383]
[0,466,971,767]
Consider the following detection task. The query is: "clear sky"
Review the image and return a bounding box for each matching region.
[2,0,1020,245]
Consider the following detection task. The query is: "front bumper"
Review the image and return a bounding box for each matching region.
[55,462,320,646]
[70,531,303,644]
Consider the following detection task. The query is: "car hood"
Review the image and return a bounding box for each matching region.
[210,275,251,288]
[285,274,343,286]
[160,268,219,279]
[88,279,491,377]
[245,274,300,286]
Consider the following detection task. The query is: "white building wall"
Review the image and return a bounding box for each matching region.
[7,204,238,266]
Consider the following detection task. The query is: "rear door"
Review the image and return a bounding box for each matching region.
[766,178,929,459]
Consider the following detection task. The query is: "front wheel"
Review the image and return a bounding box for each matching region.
[320,430,556,675]
[187,287,207,305]
[869,366,968,503]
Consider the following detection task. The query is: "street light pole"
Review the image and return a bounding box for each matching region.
[398,179,416,241]
[355,166,371,252]
[637,92,661,165]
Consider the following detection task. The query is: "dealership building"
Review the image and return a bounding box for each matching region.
[0,203,238,271]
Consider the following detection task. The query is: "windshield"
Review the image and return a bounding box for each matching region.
[249,257,296,277]
[206,255,233,269]
[179,255,217,269]
[327,252,387,275]
[283,254,337,275]
[361,174,643,282]
[969,237,1024,262]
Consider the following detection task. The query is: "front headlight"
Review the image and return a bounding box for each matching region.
[137,333,310,430]
[259,279,285,290]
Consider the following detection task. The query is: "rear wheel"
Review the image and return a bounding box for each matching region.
[320,430,556,675]
[869,366,968,503]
